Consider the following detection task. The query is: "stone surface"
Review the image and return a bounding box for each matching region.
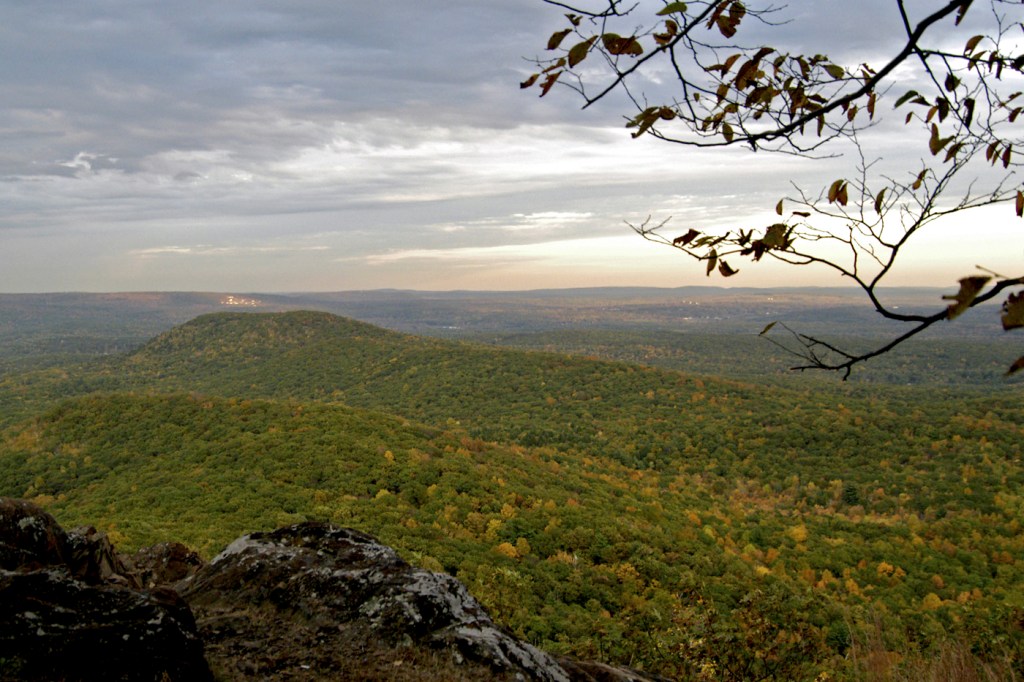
[0,498,212,682]
[0,498,68,571]
[0,500,669,681]
[182,522,573,681]
[130,541,204,590]
[66,525,139,588]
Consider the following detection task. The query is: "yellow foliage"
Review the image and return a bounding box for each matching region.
[614,562,640,582]
[921,593,943,611]
[515,537,531,557]
[548,550,577,565]
[484,518,503,541]
[494,542,519,559]
[787,523,808,543]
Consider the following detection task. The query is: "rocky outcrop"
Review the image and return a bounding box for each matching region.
[0,498,211,682]
[0,499,669,681]
[129,541,204,590]
[182,523,572,681]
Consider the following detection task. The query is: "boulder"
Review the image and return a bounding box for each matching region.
[0,498,212,682]
[0,498,68,571]
[0,500,669,681]
[66,525,139,588]
[130,541,204,590]
[182,522,573,681]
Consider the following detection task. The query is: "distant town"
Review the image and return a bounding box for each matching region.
[220,295,262,307]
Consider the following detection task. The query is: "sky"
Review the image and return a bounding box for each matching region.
[1,0,1021,293]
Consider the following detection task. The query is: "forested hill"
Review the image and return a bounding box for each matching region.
[1,310,1023,679]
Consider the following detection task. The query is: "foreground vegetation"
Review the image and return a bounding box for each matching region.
[1,311,1022,680]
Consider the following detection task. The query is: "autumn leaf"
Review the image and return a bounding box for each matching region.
[706,249,718,276]
[539,71,562,97]
[895,90,920,108]
[547,29,572,50]
[718,260,739,277]
[657,1,689,15]
[602,34,643,57]
[823,64,845,79]
[943,275,991,319]
[874,188,887,214]
[762,223,790,249]
[1002,291,1024,330]
[568,37,596,67]
[955,0,971,25]
[827,179,849,206]
[1008,356,1024,376]
[672,229,700,246]
[1016,190,1023,217]
[759,321,777,335]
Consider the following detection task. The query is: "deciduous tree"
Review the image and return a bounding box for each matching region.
[524,0,1024,377]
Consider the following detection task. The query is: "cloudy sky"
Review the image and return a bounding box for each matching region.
[1,0,1020,293]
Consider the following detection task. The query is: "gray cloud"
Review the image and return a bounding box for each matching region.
[0,0,1018,292]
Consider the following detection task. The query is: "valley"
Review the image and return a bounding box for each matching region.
[0,290,1021,680]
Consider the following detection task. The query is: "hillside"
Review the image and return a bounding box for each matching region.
[1,310,1023,679]
[3,287,1018,386]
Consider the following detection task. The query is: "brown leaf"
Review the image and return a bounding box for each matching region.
[943,275,991,319]
[657,1,689,15]
[539,72,562,97]
[762,223,789,249]
[520,74,539,89]
[568,38,596,68]
[827,179,843,203]
[718,260,739,277]
[759,321,777,336]
[672,229,700,247]
[706,249,718,277]
[912,169,927,191]
[1016,190,1023,218]
[1002,291,1024,330]
[955,1,971,26]
[823,64,845,79]
[547,29,572,51]
[602,34,643,56]
[874,188,887,214]
[1008,355,1024,376]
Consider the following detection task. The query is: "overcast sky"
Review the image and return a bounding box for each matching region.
[1,0,1020,293]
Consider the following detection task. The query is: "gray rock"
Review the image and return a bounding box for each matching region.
[0,498,212,682]
[182,522,572,682]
